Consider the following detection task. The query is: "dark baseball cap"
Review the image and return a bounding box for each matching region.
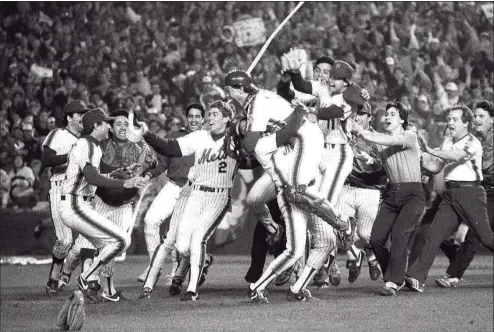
[82,108,115,128]
[64,100,90,115]
[343,84,367,106]
[330,60,354,81]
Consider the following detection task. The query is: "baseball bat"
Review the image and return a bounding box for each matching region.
[246,2,304,75]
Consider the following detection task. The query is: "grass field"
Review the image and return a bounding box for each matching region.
[1,254,492,332]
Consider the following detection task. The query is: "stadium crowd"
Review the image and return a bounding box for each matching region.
[0,1,492,210]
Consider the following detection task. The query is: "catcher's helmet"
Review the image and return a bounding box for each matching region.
[225,70,252,88]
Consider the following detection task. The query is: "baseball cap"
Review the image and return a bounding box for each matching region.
[445,82,458,91]
[330,60,354,80]
[82,108,114,128]
[343,84,366,106]
[64,100,89,115]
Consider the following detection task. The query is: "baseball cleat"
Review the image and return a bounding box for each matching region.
[380,281,403,296]
[169,278,183,296]
[275,266,294,286]
[347,251,364,283]
[46,278,59,296]
[287,289,307,302]
[77,276,101,304]
[102,290,126,302]
[58,273,71,291]
[368,260,381,281]
[435,276,460,288]
[139,287,152,299]
[247,288,269,304]
[339,217,357,252]
[328,261,341,286]
[198,254,214,287]
[404,276,424,293]
[180,291,199,302]
[137,266,150,283]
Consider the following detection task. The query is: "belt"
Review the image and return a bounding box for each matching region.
[387,182,422,190]
[192,184,230,193]
[61,194,94,202]
[445,181,481,189]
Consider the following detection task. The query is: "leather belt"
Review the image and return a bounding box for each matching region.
[61,195,94,202]
[445,181,481,189]
[192,184,230,193]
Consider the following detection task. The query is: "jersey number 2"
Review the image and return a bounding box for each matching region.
[218,161,227,173]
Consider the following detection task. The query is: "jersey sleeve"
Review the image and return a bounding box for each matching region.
[42,129,60,150]
[176,131,204,156]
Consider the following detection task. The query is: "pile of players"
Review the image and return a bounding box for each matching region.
[41,48,493,304]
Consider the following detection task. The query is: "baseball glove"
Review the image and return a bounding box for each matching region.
[96,167,138,207]
[57,291,85,331]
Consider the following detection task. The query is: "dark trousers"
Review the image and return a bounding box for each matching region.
[442,188,494,279]
[370,183,425,285]
[407,186,494,283]
[245,199,286,283]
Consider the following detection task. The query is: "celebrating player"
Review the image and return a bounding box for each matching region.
[41,100,89,296]
[224,70,355,303]
[137,100,256,301]
[58,108,147,301]
[139,103,205,283]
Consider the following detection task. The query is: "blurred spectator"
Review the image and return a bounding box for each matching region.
[8,154,37,209]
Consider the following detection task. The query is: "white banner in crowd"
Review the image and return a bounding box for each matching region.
[233,18,266,47]
[481,3,493,25]
[29,64,53,79]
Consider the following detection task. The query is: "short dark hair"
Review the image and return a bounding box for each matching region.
[185,102,205,118]
[81,121,102,136]
[315,56,335,68]
[448,105,474,126]
[386,101,410,129]
[474,100,494,117]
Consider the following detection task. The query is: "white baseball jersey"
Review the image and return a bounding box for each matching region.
[177,130,237,189]
[61,136,102,196]
[318,93,353,145]
[442,133,483,182]
[42,128,79,182]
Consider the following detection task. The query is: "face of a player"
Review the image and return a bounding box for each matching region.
[187,108,203,132]
[447,109,469,139]
[208,107,228,135]
[473,108,493,136]
[111,116,128,141]
[68,113,84,133]
[313,63,331,83]
[224,86,247,105]
[328,78,347,94]
[95,121,111,141]
[353,112,371,131]
[383,107,404,133]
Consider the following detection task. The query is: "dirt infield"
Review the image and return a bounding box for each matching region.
[1,254,492,332]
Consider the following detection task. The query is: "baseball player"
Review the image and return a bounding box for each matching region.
[224,70,354,303]
[139,103,205,282]
[58,108,147,301]
[41,100,89,296]
[283,52,369,287]
[334,103,387,283]
[59,109,158,302]
[138,100,256,301]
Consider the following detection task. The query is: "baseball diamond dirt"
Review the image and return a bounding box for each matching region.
[0,254,492,332]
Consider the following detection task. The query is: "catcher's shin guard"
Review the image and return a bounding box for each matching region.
[284,185,347,231]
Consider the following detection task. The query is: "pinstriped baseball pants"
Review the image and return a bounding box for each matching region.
[60,195,129,274]
[49,183,73,259]
[150,184,193,270]
[335,185,381,243]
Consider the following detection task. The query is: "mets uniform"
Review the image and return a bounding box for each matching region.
[144,129,239,296]
[42,128,80,278]
[59,136,130,280]
[244,89,331,294]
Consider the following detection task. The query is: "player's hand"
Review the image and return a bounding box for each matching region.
[417,135,430,153]
[137,121,149,135]
[291,99,309,112]
[123,176,148,189]
[347,118,364,136]
[360,88,370,101]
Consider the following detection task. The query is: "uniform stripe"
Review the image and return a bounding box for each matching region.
[71,196,125,260]
[71,139,94,195]
[327,144,346,202]
[292,134,304,186]
[43,129,60,148]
